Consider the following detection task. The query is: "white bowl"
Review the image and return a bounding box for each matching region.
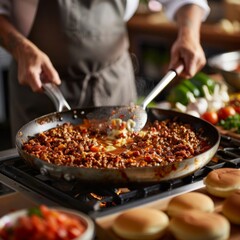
[0,207,95,240]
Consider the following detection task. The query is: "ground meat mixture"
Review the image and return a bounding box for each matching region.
[22,119,211,169]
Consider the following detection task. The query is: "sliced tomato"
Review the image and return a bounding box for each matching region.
[217,106,236,121]
[201,111,219,125]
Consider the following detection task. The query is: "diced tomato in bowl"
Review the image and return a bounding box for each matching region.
[0,205,95,240]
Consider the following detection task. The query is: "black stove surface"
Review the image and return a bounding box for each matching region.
[0,135,240,218]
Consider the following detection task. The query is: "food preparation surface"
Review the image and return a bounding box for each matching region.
[218,126,240,140]
[0,191,37,217]
[96,184,240,240]
[0,175,60,217]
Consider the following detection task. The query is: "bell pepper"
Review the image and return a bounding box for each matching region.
[190,72,216,96]
[180,79,201,98]
[167,84,191,106]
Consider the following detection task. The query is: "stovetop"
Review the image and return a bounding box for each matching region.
[0,135,240,219]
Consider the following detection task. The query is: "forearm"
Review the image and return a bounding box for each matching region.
[0,15,61,91]
[175,4,204,40]
[167,4,206,77]
[0,15,32,61]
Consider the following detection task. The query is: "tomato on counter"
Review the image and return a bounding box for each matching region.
[228,99,240,114]
[217,106,236,121]
[201,111,219,125]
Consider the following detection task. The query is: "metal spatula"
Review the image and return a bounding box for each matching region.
[111,64,184,132]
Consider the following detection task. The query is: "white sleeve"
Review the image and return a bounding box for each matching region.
[124,0,139,21]
[0,0,12,16]
[159,0,210,22]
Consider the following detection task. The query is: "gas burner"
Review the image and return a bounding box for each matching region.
[0,135,240,218]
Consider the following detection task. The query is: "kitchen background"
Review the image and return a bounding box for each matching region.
[0,0,239,151]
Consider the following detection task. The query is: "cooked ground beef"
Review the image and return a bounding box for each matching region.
[22,119,210,169]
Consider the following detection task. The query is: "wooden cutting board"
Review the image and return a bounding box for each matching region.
[217,126,240,140]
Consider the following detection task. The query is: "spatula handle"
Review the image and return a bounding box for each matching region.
[141,64,184,110]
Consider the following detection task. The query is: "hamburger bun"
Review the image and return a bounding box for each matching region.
[222,190,240,224]
[169,210,230,240]
[204,168,240,198]
[167,192,214,217]
[112,208,169,240]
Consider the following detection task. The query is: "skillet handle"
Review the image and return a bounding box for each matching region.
[42,83,71,112]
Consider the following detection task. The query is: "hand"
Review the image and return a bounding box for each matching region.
[168,4,207,79]
[16,40,61,92]
[168,33,206,78]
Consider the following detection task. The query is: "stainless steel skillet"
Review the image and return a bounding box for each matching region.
[15,84,220,185]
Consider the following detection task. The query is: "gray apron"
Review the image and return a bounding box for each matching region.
[9,0,137,143]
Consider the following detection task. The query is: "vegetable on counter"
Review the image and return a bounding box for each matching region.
[217,106,236,121]
[174,84,229,119]
[167,72,217,106]
[201,111,219,125]
[166,72,240,134]
[189,72,216,96]
[218,114,240,134]
[201,101,240,132]
[180,79,201,98]
[227,99,240,114]
[167,84,192,106]
[202,84,229,112]
[168,70,232,121]
[175,93,208,118]
[216,99,240,133]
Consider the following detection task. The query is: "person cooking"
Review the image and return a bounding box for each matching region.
[0,0,210,144]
